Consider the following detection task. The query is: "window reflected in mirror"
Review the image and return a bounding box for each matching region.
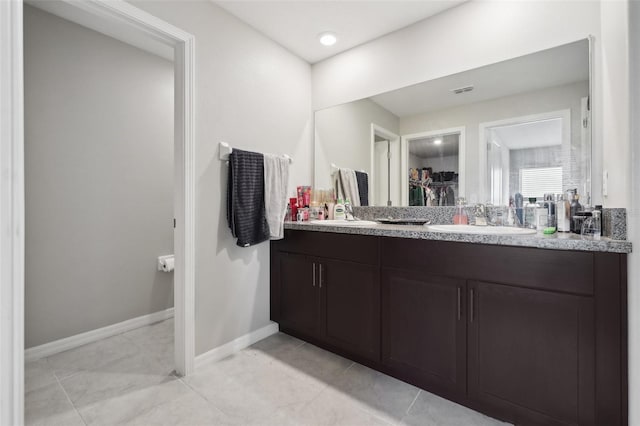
[483,106,589,206]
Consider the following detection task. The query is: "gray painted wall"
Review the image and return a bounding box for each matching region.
[130,1,313,356]
[24,6,174,348]
[315,98,399,189]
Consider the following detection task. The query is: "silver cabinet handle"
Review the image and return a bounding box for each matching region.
[319,264,322,288]
[470,288,475,323]
[312,262,316,287]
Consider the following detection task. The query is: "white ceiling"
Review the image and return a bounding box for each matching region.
[371,39,589,117]
[212,1,466,63]
[410,134,459,158]
[490,118,563,150]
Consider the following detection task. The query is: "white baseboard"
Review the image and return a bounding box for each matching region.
[25,307,175,362]
[195,322,279,369]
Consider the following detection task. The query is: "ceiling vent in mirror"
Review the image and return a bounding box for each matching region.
[451,85,474,94]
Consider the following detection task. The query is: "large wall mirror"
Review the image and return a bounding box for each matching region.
[314,38,592,207]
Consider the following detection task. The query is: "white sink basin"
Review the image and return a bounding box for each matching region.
[310,220,378,227]
[427,224,536,235]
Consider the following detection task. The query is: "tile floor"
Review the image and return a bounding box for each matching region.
[25,319,511,426]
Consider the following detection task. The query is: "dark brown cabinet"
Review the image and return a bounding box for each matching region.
[271,231,627,426]
[468,281,595,426]
[276,252,319,337]
[321,258,379,361]
[271,232,380,362]
[381,269,466,396]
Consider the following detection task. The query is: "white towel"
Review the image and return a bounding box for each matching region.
[263,154,290,240]
[339,168,361,207]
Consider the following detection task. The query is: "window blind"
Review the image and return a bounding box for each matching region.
[520,166,562,199]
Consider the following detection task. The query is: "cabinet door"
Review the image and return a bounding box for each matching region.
[278,252,319,338]
[468,281,595,426]
[381,268,466,396]
[320,259,380,361]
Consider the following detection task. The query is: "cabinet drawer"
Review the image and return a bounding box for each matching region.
[273,230,378,265]
[381,238,594,295]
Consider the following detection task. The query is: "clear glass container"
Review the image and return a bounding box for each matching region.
[581,210,602,240]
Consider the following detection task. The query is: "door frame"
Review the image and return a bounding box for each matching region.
[1,1,25,423]
[1,1,196,423]
[401,126,466,206]
[478,109,570,204]
[370,124,400,206]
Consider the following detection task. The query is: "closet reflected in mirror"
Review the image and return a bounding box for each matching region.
[405,129,462,206]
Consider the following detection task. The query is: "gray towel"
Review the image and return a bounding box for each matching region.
[263,154,289,240]
[338,168,360,206]
[355,171,369,206]
[227,149,270,247]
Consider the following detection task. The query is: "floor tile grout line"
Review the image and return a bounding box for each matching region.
[405,389,421,415]
[177,376,229,417]
[343,361,356,373]
[54,373,88,426]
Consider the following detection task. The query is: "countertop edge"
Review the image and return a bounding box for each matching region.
[283,222,632,254]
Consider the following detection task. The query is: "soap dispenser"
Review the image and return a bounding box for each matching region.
[453,197,468,224]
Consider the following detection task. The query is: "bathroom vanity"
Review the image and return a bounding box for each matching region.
[270,224,629,426]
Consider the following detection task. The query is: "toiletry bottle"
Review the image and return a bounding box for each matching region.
[542,194,557,234]
[289,197,298,222]
[506,202,520,227]
[524,197,537,229]
[543,193,556,229]
[334,198,346,220]
[569,190,582,233]
[556,193,571,232]
[591,209,602,240]
[535,201,547,232]
[514,192,524,225]
[453,197,468,225]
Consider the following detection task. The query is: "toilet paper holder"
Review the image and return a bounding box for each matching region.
[157,255,175,272]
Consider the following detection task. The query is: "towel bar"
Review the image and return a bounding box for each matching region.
[219,141,292,163]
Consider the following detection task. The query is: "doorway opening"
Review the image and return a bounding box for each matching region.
[370,124,400,206]
[1,2,195,421]
[22,0,195,376]
[401,127,466,206]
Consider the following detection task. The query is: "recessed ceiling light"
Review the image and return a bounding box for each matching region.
[434,139,443,145]
[319,32,337,46]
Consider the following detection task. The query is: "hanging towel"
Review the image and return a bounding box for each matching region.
[227,149,270,247]
[339,168,360,206]
[332,170,344,202]
[354,171,369,206]
[263,154,290,240]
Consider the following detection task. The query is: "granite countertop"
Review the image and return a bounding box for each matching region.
[284,221,632,254]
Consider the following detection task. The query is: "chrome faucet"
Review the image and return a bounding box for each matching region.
[474,204,488,226]
[344,199,362,221]
[344,199,356,221]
